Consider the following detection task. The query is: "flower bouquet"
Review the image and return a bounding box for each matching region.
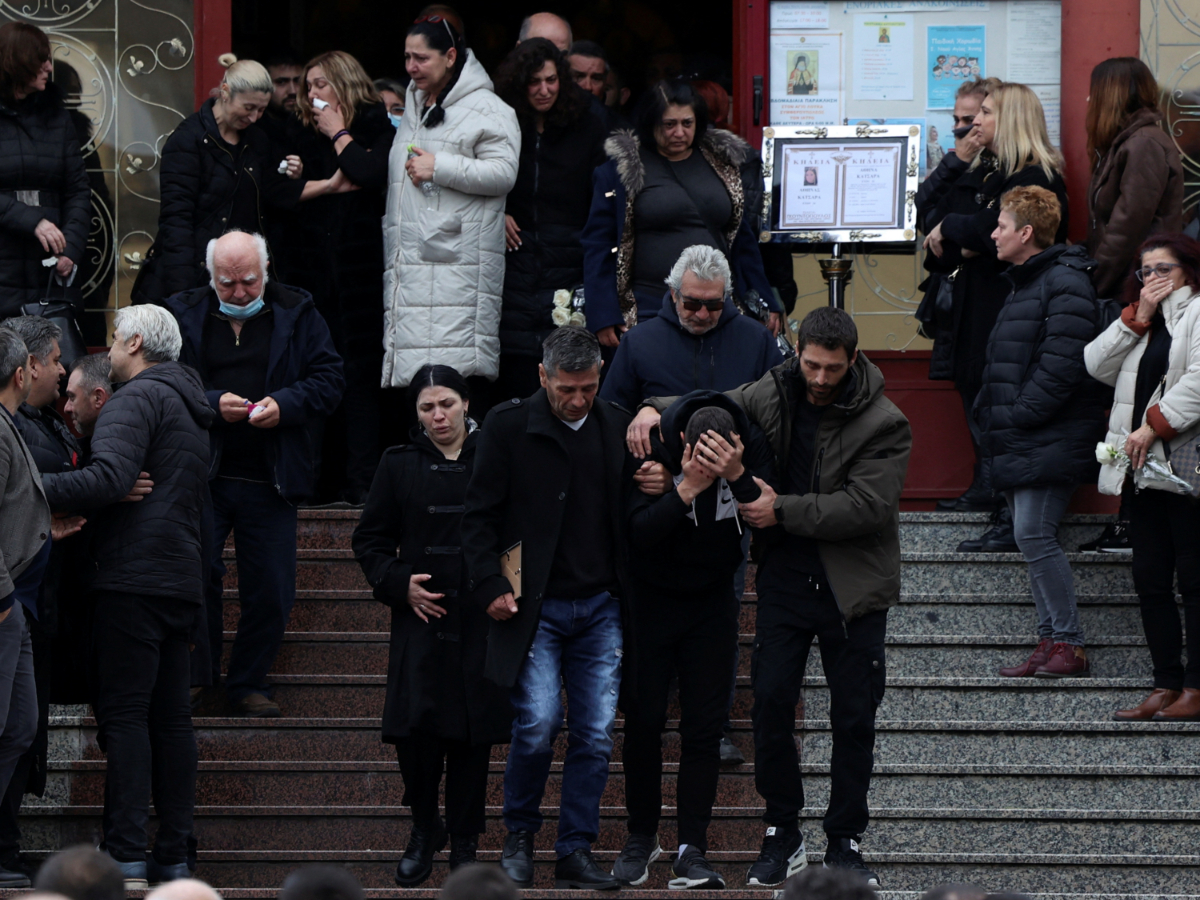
[1094,440,1194,495]
[552,288,586,328]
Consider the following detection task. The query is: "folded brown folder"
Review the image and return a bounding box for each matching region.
[501,542,522,599]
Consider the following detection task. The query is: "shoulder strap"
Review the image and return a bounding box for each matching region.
[657,154,731,258]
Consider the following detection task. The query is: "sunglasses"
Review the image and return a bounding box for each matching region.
[1135,262,1182,283]
[414,13,457,44]
[678,293,726,312]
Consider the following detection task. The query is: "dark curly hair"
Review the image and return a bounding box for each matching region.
[633,79,711,154]
[495,37,587,130]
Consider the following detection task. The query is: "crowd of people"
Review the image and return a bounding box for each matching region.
[0,2,1194,896]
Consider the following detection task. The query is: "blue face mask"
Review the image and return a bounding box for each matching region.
[219,297,265,319]
[388,112,403,129]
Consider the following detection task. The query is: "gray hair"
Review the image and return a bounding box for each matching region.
[113,305,182,363]
[214,53,272,98]
[664,245,732,295]
[206,231,270,290]
[0,315,61,362]
[542,326,601,376]
[374,77,407,97]
[71,351,112,395]
[0,328,28,387]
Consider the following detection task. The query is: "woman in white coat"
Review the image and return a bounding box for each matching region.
[383,15,520,408]
[1084,233,1200,722]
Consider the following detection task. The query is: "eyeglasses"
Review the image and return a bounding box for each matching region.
[678,293,726,312]
[414,13,457,44]
[1135,262,1182,282]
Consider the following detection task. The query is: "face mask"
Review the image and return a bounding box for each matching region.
[388,112,403,129]
[219,297,265,319]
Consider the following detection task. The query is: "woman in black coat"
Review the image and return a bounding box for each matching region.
[923,82,1069,548]
[493,38,607,401]
[277,50,393,504]
[0,23,90,317]
[352,365,512,887]
[976,187,1107,680]
[140,55,302,302]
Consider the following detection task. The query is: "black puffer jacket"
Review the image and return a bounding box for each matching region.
[976,245,1111,492]
[42,362,215,603]
[143,100,290,301]
[501,101,607,357]
[0,82,90,316]
[352,428,513,746]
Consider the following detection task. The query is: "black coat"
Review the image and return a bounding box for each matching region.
[0,83,90,316]
[166,280,346,503]
[145,100,292,301]
[501,103,607,357]
[461,390,643,688]
[352,429,513,745]
[976,245,1111,492]
[42,362,215,603]
[924,154,1068,391]
[270,103,391,356]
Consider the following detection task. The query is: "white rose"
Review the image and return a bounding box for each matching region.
[1095,442,1112,465]
[553,289,572,308]
[569,311,587,328]
[551,307,571,327]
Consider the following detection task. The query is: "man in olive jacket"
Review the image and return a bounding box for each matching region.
[630,307,911,888]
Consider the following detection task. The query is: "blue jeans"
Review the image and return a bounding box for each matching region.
[207,477,298,701]
[503,592,622,858]
[1006,485,1084,646]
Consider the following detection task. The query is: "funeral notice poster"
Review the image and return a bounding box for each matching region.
[852,13,915,101]
[778,142,902,229]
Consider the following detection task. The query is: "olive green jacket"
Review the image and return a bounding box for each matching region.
[647,352,911,621]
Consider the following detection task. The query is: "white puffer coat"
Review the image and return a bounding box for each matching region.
[1084,284,1200,494]
[382,50,520,388]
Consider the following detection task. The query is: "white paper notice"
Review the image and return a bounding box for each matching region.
[770,31,843,126]
[771,1,830,29]
[852,14,914,100]
[841,144,901,225]
[1007,1,1060,84]
[777,142,902,229]
[1033,83,1061,146]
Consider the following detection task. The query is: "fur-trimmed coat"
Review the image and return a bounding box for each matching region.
[581,128,779,332]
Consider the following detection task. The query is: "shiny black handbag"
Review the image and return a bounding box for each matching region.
[22,269,88,368]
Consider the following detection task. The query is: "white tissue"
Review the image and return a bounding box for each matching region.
[312,98,329,110]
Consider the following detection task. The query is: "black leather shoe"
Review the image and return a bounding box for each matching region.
[448,834,478,871]
[501,831,536,887]
[555,848,619,890]
[395,817,447,887]
[956,506,1017,553]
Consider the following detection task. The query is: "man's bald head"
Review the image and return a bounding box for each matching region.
[519,12,572,51]
[146,879,222,900]
[206,230,269,306]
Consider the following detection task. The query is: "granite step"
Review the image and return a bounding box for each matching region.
[888,597,1149,637]
[898,512,1118,554]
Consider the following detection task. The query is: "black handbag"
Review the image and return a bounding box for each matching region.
[23,269,88,368]
[915,266,959,340]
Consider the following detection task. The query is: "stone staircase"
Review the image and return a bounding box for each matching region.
[24,510,1200,898]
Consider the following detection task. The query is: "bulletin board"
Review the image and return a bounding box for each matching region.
[768,0,1062,182]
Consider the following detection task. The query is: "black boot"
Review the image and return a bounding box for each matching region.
[937,452,997,511]
[956,504,1017,553]
[448,834,478,871]
[395,817,447,887]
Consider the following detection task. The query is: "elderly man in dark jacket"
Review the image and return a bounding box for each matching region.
[978,186,1108,679]
[599,245,783,413]
[42,304,214,888]
[462,327,645,891]
[164,230,344,718]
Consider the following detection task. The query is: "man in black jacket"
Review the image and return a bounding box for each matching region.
[164,230,344,718]
[615,392,776,889]
[42,304,214,888]
[462,327,642,891]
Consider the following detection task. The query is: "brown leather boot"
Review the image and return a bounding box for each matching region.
[998,639,1054,677]
[1153,687,1200,721]
[1114,688,1181,721]
[1034,643,1090,678]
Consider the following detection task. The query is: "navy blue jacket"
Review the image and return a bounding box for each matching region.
[599,291,783,411]
[164,281,345,504]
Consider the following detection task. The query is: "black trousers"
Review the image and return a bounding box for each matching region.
[0,628,50,859]
[92,591,197,864]
[622,583,738,851]
[395,731,492,836]
[1128,489,1200,691]
[751,569,887,840]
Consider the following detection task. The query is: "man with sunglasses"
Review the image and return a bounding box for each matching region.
[599,245,783,414]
